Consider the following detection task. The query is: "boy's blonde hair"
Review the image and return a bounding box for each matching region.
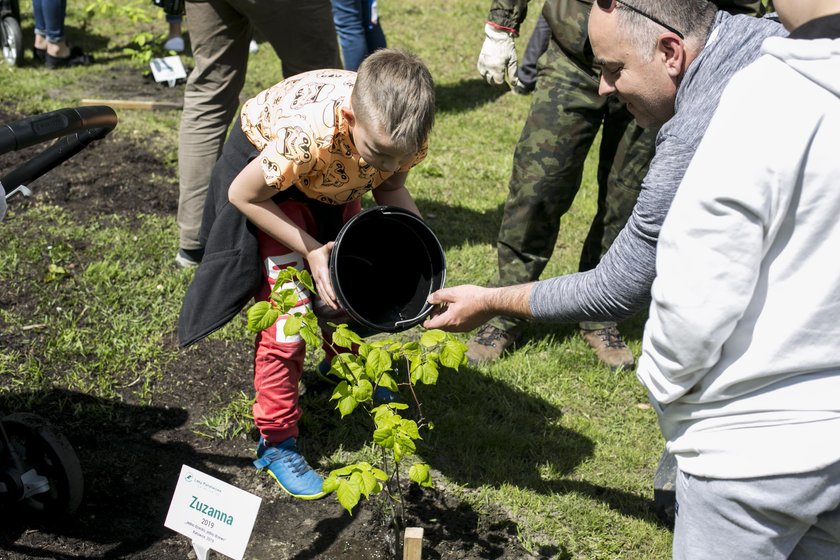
[351,49,435,154]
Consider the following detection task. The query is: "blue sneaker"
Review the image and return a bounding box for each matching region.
[253,437,326,500]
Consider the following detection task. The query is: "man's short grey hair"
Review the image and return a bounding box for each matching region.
[351,49,435,154]
[615,0,717,61]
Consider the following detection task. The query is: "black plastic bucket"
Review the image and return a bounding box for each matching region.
[329,206,446,333]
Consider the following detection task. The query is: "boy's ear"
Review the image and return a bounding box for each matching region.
[341,106,356,128]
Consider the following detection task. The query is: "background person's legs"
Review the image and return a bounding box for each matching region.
[468,42,603,363]
[576,97,656,371]
[246,0,340,78]
[177,0,250,259]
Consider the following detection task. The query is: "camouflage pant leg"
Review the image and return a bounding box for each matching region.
[491,42,603,332]
[578,107,657,331]
[491,41,655,333]
[578,98,657,273]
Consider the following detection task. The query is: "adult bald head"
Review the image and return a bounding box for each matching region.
[588,0,716,127]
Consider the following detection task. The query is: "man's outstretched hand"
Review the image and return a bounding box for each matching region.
[423,285,495,332]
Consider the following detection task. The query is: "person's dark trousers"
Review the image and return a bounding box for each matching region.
[516,14,551,92]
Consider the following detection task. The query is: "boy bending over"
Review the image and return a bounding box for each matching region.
[180,49,435,499]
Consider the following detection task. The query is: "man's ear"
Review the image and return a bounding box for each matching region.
[341,106,356,128]
[658,34,685,78]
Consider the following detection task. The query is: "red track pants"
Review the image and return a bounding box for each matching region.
[252,198,361,444]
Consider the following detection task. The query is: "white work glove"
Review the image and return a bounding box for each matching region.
[477,23,520,89]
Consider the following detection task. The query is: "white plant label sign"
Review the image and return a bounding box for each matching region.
[165,465,261,560]
[150,55,187,87]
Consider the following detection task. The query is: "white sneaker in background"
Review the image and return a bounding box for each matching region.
[249,39,259,54]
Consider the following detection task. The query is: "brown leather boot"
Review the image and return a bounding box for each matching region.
[466,324,516,364]
[580,326,635,371]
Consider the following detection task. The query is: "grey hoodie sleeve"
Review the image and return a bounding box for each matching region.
[529,135,695,323]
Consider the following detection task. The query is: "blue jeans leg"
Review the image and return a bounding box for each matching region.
[331,0,386,71]
[32,0,67,43]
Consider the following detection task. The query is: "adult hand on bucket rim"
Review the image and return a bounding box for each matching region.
[307,241,340,310]
[423,285,497,332]
[423,283,534,332]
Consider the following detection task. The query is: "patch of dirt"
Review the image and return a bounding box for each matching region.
[0,104,537,559]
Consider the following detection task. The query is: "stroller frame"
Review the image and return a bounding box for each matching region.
[1,105,118,517]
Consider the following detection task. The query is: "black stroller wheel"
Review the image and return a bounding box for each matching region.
[2,413,84,517]
[1,15,23,66]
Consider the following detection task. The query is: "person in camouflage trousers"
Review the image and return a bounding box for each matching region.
[471,0,767,369]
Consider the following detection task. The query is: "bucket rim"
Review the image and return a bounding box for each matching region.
[329,205,446,333]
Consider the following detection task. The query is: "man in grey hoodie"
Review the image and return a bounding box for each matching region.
[423,2,786,335]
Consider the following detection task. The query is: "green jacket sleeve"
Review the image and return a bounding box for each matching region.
[487,0,530,35]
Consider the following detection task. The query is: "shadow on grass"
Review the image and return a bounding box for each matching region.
[435,79,511,114]
[417,361,664,527]
[0,389,239,559]
[416,198,505,250]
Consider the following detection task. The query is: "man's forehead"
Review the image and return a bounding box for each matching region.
[587,4,622,58]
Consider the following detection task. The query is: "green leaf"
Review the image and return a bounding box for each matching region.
[247,301,279,333]
[400,418,421,440]
[299,321,320,347]
[420,330,447,347]
[440,339,467,369]
[418,361,439,385]
[330,463,359,477]
[372,402,408,422]
[372,467,388,481]
[409,463,433,487]
[336,479,361,515]
[281,288,300,309]
[44,263,69,283]
[330,381,351,401]
[377,372,399,392]
[333,328,354,349]
[274,267,297,286]
[395,433,417,457]
[360,471,380,497]
[322,475,339,494]
[296,269,316,293]
[283,314,302,336]
[337,395,358,417]
[352,379,373,402]
[408,357,422,383]
[365,348,392,378]
[373,426,395,449]
[402,340,420,352]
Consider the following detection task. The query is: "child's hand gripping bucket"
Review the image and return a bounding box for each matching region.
[329,206,446,333]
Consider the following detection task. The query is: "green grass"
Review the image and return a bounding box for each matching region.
[0,1,671,557]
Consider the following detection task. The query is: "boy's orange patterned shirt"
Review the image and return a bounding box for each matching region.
[240,69,427,205]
